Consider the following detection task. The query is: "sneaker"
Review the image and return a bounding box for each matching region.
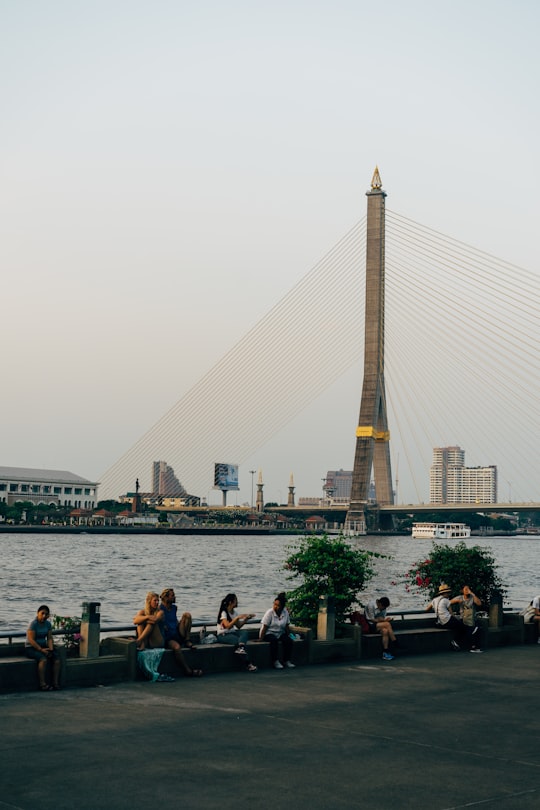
[273,661,284,669]
[537,638,540,645]
[246,663,258,672]
[451,640,461,651]
[234,646,248,655]
[469,648,483,653]
[382,652,394,661]
[284,661,296,668]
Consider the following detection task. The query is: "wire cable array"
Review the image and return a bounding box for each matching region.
[99,210,540,505]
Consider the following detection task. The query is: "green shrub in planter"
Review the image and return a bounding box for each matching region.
[284,534,384,627]
[403,541,507,606]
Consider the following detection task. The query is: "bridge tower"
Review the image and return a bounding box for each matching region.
[345,168,394,533]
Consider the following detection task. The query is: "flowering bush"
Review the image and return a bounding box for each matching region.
[401,541,507,605]
[51,614,82,651]
[284,534,385,627]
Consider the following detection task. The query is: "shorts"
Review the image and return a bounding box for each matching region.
[25,647,59,663]
[165,632,185,647]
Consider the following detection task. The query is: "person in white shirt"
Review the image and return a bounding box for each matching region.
[532,595,540,643]
[364,596,396,661]
[427,583,469,651]
[259,592,295,670]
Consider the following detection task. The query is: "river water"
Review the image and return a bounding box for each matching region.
[1,532,538,631]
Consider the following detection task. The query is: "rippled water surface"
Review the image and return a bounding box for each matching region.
[1,532,538,631]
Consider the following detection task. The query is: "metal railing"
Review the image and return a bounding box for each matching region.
[0,618,261,646]
[0,610,522,646]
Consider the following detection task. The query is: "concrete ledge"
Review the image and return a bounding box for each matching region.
[100,637,137,679]
[0,615,534,692]
[152,628,311,678]
[360,626,454,659]
[0,644,67,693]
[65,655,133,687]
[522,621,538,644]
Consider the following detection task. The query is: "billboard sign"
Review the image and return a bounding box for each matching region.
[214,463,240,491]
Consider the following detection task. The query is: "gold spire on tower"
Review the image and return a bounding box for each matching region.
[371,166,382,190]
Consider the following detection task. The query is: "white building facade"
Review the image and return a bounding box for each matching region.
[0,466,98,509]
[429,447,497,504]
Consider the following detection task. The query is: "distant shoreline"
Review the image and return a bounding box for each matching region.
[0,524,292,535]
[0,525,519,537]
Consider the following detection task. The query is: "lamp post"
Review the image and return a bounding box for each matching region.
[249,470,256,508]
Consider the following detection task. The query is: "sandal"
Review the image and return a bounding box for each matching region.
[188,668,203,677]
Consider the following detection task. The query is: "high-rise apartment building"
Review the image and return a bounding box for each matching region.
[429,447,497,503]
[151,461,187,497]
[324,469,353,502]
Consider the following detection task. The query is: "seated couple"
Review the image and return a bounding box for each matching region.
[133,589,202,677]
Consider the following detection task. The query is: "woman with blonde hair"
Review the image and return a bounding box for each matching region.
[133,592,165,650]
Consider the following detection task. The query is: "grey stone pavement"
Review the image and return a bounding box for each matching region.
[0,645,539,810]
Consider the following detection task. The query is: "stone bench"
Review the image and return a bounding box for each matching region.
[143,626,311,678]
[360,620,455,659]
[0,642,67,693]
[359,614,533,659]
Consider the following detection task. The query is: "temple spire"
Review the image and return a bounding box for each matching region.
[371,166,382,190]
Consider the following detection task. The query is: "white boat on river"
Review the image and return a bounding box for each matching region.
[411,522,471,540]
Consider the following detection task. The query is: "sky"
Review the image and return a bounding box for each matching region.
[1,1,539,505]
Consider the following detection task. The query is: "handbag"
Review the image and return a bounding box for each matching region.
[520,603,536,623]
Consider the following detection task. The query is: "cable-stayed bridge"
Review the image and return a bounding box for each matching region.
[99,179,540,512]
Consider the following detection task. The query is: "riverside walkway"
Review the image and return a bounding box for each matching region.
[1,646,539,810]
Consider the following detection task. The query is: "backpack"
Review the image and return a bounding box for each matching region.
[350,610,371,634]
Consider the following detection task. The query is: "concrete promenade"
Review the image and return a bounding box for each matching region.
[0,646,539,810]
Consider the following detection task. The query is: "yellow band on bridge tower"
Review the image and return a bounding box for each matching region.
[356,426,390,441]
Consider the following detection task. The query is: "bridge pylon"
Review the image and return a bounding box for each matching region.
[345,168,394,534]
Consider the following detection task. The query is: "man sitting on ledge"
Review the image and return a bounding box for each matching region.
[159,588,202,677]
[365,596,396,661]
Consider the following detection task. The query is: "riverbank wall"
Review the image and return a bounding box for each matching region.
[2,611,536,694]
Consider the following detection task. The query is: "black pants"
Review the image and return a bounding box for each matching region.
[267,633,293,663]
[446,616,470,647]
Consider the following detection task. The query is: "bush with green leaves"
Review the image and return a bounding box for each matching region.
[284,534,383,627]
[403,541,507,606]
[51,614,82,651]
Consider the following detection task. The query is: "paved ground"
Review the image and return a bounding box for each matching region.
[0,645,539,810]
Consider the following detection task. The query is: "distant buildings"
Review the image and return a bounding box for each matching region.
[152,461,187,497]
[0,466,98,509]
[429,446,497,504]
[120,461,199,508]
[323,469,353,504]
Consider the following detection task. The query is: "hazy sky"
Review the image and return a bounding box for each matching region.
[2,1,539,505]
